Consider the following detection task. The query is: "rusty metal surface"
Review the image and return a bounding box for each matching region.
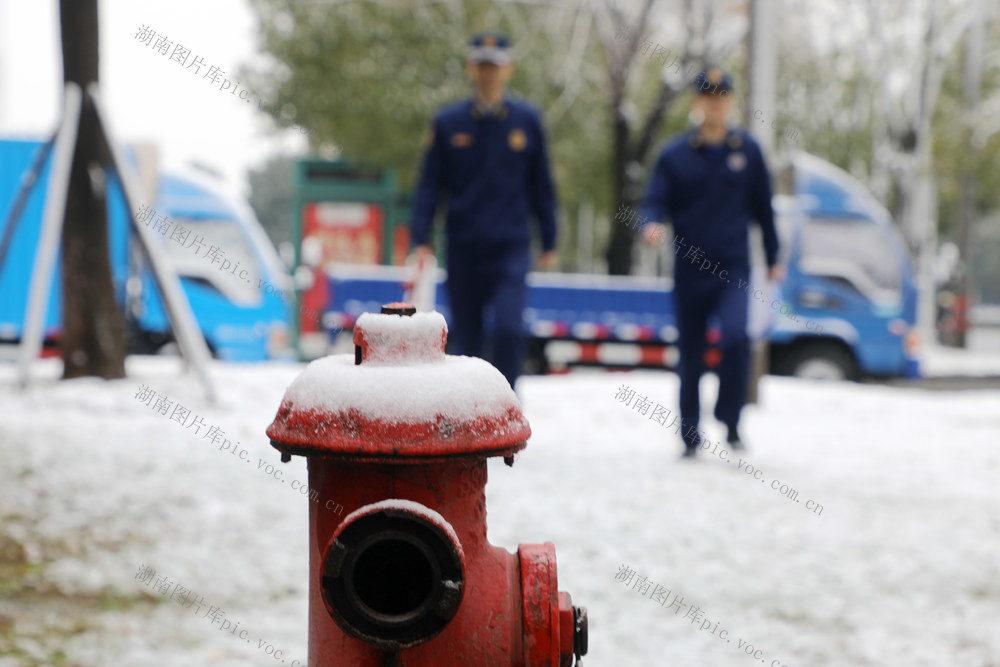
[300,459,585,666]
[267,304,584,666]
[267,304,531,462]
[519,543,558,666]
[266,404,529,462]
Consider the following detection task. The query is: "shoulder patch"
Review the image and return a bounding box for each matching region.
[451,132,473,148]
[508,128,527,152]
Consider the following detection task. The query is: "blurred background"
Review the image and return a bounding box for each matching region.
[1,0,999,665]
[3,0,999,369]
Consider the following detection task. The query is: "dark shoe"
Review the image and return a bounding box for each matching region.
[681,430,701,459]
[726,424,745,450]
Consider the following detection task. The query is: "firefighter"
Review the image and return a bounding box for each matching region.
[639,66,783,458]
[410,32,557,389]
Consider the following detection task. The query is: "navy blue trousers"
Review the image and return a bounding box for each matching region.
[445,243,529,388]
[674,265,751,446]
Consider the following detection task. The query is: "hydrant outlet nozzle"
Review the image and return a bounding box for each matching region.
[321,501,465,651]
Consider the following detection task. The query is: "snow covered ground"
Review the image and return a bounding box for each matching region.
[1,356,999,666]
[923,338,1000,377]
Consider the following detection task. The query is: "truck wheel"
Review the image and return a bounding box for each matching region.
[781,341,859,382]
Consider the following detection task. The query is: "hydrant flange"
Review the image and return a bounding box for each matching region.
[266,310,530,462]
[321,500,465,650]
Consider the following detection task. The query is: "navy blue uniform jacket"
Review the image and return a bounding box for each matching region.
[411,98,557,252]
[640,129,778,271]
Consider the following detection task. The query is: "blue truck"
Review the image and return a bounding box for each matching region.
[297,151,920,381]
[0,137,291,361]
[766,152,920,379]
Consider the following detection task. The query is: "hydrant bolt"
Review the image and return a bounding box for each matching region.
[381,302,417,316]
[574,605,588,658]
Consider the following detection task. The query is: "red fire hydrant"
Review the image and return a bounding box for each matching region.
[266,303,587,666]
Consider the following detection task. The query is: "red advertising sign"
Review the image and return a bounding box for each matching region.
[302,202,384,266]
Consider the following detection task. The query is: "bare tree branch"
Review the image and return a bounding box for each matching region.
[546,3,595,123]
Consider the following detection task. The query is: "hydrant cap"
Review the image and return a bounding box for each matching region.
[267,309,530,461]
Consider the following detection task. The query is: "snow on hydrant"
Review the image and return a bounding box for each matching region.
[266,302,588,666]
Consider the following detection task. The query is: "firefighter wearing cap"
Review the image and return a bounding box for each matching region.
[411,32,558,389]
[639,66,783,458]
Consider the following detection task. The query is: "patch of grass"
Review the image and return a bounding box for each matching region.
[0,528,158,665]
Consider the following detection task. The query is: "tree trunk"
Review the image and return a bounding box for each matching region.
[604,59,688,276]
[59,0,126,379]
[606,98,635,276]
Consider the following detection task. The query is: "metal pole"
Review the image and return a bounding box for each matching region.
[0,134,57,277]
[955,0,985,347]
[746,0,777,157]
[89,84,217,402]
[18,84,82,387]
[745,0,777,404]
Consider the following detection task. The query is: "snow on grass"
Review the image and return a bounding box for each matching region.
[489,370,1000,666]
[1,358,999,666]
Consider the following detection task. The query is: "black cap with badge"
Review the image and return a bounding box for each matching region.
[691,66,733,96]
